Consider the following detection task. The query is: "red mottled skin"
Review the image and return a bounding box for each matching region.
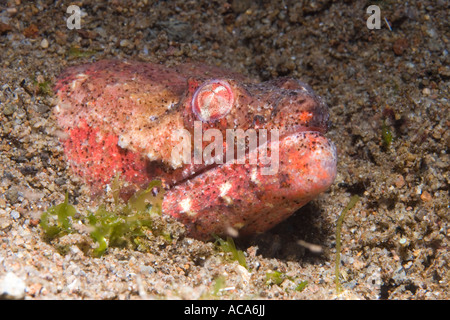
[54,60,337,240]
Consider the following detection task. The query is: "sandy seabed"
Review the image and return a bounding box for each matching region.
[0,0,448,299]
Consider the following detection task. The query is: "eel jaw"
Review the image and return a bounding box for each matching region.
[162,130,337,240]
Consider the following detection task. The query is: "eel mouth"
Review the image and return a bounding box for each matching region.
[166,122,324,178]
[166,124,336,193]
[162,129,337,239]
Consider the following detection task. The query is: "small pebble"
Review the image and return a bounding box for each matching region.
[0,22,12,35]
[0,216,11,229]
[0,272,26,300]
[422,88,431,96]
[5,187,20,204]
[393,38,408,56]
[2,104,16,116]
[10,210,20,220]
[120,39,131,47]
[139,265,155,274]
[394,175,405,188]
[420,191,432,202]
[40,38,49,49]
[55,177,66,186]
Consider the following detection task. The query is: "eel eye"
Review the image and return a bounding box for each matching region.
[191,80,234,122]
